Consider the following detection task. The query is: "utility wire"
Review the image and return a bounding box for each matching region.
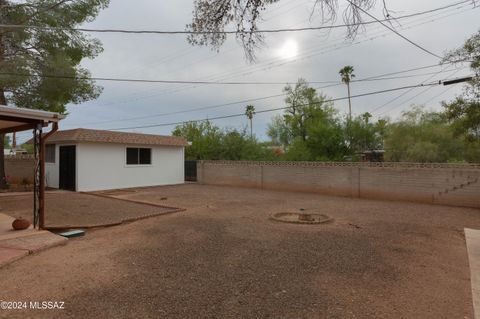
[0,72,339,85]
[0,0,472,35]
[0,64,466,86]
[67,62,469,127]
[369,67,449,114]
[376,68,463,117]
[115,4,475,102]
[106,82,441,131]
[346,0,444,59]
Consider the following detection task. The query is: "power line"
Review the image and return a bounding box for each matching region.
[420,84,456,105]
[346,0,444,60]
[0,64,466,86]
[369,65,453,115]
[0,0,472,35]
[376,69,464,117]
[66,62,469,127]
[0,72,340,85]
[106,82,441,131]
[111,4,475,103]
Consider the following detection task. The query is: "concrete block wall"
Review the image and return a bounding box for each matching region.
[197,161,480,208]
[4,155,34,183]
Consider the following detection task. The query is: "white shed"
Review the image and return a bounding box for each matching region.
[43,128,186,192]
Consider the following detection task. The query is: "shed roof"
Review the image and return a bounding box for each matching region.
[0,104,64,134]
[43,128,187,147]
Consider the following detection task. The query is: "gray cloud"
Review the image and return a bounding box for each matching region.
[17,0,478,142]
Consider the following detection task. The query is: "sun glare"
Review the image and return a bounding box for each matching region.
[277,39,298,59]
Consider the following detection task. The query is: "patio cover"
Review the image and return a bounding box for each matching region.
[0,104,65,229]
[0,105,64,134]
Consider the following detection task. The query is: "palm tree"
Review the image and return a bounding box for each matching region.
[339,65,355,121]
[245,104,256,138]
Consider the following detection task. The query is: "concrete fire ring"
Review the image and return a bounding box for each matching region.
[270,212,333,225]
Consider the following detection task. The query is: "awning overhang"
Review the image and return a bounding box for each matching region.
[0,104,65,134]
[0,104,65,230]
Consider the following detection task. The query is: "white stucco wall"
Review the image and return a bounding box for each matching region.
[45,142,185,191]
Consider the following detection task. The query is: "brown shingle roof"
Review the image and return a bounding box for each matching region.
[43,128,187,147]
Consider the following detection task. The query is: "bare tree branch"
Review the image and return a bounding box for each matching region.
[187,0,388,61]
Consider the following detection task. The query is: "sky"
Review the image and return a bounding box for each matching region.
[15,0,480,142]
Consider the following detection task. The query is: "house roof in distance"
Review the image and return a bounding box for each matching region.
[44,128,187,147]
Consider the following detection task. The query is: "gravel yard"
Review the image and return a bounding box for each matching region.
[0,192,181,228]
[0,183,479,318]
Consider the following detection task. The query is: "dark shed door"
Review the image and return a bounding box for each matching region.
[184,160,197,181]
[59,145,76,191]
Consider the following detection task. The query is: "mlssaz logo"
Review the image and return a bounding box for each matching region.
[29,301,65,310]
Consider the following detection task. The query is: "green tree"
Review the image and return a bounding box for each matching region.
[172,121,275,161]
[441,29,480,140]
[339,65,355,120]
[384,106,478,162]
[3,135,10,149]
[268,79,347,161]
[0,0,109,188]
[283,138,312,161]
[172,121,223,160]
[282,78,324,142]
[267,115,290,147]
[303,106,346,161]
[375,118,388,148]
[346,112,383,154]
[245,104,255,138]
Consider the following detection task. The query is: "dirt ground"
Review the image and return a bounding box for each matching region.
[0,183,479,318]
[0,192,180,228]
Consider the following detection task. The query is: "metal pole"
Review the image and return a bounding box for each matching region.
[39,128,45,229]
[39,122,58,229]
[33,124,42,229]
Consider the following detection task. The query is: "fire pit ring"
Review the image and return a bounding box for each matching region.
[270,212,333,225]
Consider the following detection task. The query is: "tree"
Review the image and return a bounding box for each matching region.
[172,120,275,161]
[375,118,388,148]
[384,106,479,163]
[172,121,223,160]
[267,115,290,147]
[3,135,10,149]
[187,0,388,60]
[441,29,480,140]
[339,65,355,120]
[281,78,325,142]
[0,0,109,188]
[346,112,383,155]
[245,104,255,138]
[268,79,347,161]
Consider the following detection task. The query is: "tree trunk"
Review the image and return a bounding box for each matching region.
[0,134,5,189]
[347,82,352,121]
[0,89,7,189]
[249,118,253,139]
[0,20,6,188]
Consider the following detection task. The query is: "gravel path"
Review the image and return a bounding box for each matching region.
[0,184,479,318]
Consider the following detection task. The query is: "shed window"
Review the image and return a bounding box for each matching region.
[126,148,151,165]
[45,144,55,163]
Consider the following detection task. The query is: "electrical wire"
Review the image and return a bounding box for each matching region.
[376,69,464,117]
[105,82,442,131]
[113,3,475,103]
[0,0,472,35]
[346,0,444,59]
[66,62,469,127]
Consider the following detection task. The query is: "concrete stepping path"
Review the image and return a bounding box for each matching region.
[465,228,480,319]
[0,213,67,268]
